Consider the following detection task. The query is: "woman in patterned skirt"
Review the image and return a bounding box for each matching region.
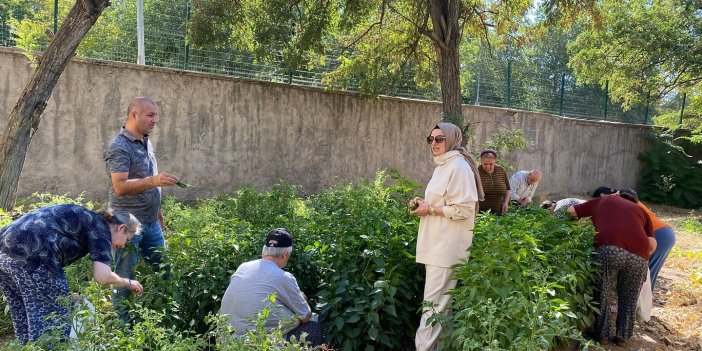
[567,190,657,347]
[0,204,144,344]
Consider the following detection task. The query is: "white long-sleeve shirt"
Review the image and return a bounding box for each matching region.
[509,171,539,202]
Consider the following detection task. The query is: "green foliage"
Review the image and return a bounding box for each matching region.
[568,0,702,109]
[9,0,189,66]
[188,0,532,111]
[129,172,424,350]
[478,126,531,172]
[0,293,11,338]
[1,172,598,350]
[652,88,702,131]
[680,218,702,235]
[638,130,702,208]
[441,207,598,350]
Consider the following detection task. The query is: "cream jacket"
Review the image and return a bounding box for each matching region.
[416,150,479,268]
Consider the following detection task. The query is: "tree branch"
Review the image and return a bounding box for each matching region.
[340,1,388,55]
[387,2,447,51]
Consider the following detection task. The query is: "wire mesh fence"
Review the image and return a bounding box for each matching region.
[0,1,688,126]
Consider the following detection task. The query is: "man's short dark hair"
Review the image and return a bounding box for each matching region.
[592,186,617,198]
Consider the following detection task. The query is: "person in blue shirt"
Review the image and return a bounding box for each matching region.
[0,204,143,344]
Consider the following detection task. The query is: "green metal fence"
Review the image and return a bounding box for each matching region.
[0,1,689,125]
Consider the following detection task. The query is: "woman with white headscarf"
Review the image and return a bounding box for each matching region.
[409,122,484,351]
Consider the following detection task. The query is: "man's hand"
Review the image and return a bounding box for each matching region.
[151,172,178,187]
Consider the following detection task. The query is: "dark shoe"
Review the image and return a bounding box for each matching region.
[599,338,610,346]
[615,338,626,347]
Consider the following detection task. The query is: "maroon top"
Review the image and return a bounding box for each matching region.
[573,196,654,259]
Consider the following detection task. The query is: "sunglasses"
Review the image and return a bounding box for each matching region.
[426,135,446,144]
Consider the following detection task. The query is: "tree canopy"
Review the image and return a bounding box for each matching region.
[188,0,532,126]
[567,0,701,110]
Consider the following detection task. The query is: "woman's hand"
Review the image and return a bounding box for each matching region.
[502,201,509,214]
[409,198,427,216]
[128,279,144,296]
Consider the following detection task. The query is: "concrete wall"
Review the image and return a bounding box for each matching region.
[0,47,650,203]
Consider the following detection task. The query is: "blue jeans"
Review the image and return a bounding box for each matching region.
[111,221,167,320]
[649,226,676,290]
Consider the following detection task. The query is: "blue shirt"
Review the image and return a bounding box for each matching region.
[0,204,112,273]
[220,259,311,335]
[104,128,161,223]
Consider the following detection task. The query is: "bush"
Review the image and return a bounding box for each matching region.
[0,172,599,351]
[638,129,702,208]
[440,207,598,350]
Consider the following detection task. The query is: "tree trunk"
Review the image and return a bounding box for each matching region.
[428,0,463,128]
[0,0,111,210]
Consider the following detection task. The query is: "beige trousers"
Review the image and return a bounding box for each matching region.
[415,264,457,351]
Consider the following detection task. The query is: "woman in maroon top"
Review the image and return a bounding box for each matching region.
[567,190,656,347]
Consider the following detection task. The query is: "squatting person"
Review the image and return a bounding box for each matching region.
[219,228,325,347]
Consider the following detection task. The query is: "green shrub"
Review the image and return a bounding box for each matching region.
[307,173,423,351]
[441,207,598,350]
[638,129,702,208]
[0,172,600,351]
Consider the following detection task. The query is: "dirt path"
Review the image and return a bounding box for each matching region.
[597,204,702,351]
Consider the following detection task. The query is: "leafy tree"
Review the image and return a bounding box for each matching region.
[188,0,533,127]
[9,0,189,65]
[567,0,702,110]
[0,0,41,46]
[652,88,702,131]
[0,0,111,210]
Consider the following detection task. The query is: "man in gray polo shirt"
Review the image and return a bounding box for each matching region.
[104,96,178,319]
[220,228,325,347]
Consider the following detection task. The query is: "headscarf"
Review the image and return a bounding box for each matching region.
[435,123,485,201]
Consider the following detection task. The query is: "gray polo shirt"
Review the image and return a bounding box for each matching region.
[104,129,161,223]
[220,259,311,335]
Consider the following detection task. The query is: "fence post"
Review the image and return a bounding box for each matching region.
[559,73,565,116]
[679,92,687,126]
[53,0,59,34]
[183,2,190,70]
[644,91,650,124]
[475,65,481,105]
[137,0,145,65]
[603,80,609,121]
[506,60,512,108]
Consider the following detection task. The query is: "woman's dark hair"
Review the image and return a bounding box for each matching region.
[540,200,556,210]
[619,188,639,203]
[592,186,617,198]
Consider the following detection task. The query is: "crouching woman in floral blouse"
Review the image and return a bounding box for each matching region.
[0,204,143,344]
